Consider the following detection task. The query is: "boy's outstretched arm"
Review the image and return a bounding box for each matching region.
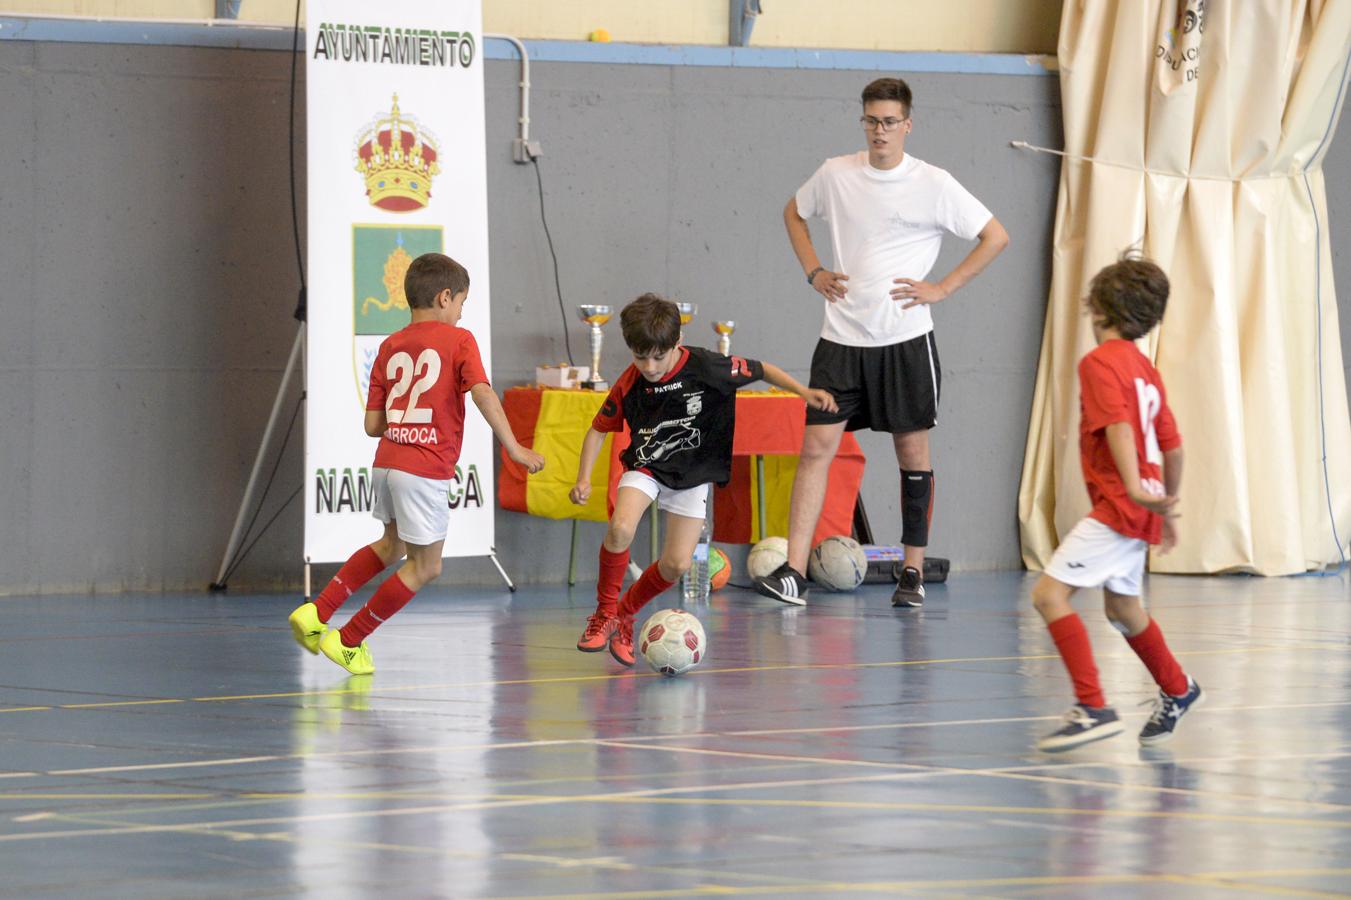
[469,383,545,473]
[570,428,607,505]
[1105,421,1177,515]
[759,361,838,413]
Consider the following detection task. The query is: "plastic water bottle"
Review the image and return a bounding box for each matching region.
[681,512,712,605]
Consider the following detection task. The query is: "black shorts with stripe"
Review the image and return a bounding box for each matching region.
[804,332,941,433]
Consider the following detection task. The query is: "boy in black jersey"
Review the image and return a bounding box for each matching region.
[570,293,837,666]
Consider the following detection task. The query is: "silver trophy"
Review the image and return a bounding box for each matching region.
[576,304,612,390]
[712,320,736,356]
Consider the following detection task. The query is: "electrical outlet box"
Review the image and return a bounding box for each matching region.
[512,139,543,164]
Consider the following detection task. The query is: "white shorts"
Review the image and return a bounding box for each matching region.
[617,470,709,520]
[1045,517,1148,596]
[371,467,451,546]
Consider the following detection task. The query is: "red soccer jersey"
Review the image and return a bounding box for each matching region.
[366,321,489,480]
[1077,339,1182,543]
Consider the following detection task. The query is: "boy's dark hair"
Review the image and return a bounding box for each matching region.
[404,253,470,309]
[862,77,912,118]
[1087,252,1169,340]
[620,293,681,356]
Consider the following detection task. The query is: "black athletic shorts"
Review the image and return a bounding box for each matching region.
[804,332,941,433]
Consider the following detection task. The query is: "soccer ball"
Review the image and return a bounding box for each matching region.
[708,546,731,590]
[639,608,707,677]
[807,535,867,591]
[747,536,789,579]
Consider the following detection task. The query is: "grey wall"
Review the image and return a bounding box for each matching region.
[0,40,1346,594]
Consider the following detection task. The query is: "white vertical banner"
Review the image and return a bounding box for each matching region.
[304,1,493,564]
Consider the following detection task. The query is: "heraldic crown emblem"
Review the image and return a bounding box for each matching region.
[354,94,441,212]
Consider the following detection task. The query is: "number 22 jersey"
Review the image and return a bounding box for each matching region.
[1077,338,1181,544]
[366,320,489,480]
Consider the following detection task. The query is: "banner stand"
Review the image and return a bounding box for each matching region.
[209,323,518,595]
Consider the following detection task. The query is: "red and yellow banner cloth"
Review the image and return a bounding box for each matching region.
[499,387,865,544]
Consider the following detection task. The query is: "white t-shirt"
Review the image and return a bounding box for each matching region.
[795,151,993,347]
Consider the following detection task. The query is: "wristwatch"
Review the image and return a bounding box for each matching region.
[807,266,825,285]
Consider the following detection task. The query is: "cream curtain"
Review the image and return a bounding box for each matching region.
[1019,0,1351,575]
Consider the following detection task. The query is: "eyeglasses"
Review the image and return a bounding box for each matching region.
[860,116,907,132]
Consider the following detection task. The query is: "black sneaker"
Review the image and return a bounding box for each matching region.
[1037,704,1124,752]
[752,563,810,606]
[1139,678,1204,746]
[891,566,925,607]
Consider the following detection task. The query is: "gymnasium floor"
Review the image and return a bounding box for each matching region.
[2,571,1350,898]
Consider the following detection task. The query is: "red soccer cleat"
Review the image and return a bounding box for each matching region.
[576,612,617,652]
[608,615,635,667]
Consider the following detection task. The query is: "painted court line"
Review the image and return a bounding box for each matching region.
[0,642,1326,715]
[590,741,1351,813]
[2,700,1348,783]
[6,772,1349,845]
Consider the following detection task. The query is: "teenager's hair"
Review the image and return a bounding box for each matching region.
[404,253,470,309]
[1086,252,1170,340]
[861,77,912,118]
[620,293,681,355]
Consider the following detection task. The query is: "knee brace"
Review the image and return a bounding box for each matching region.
[900,470,934,548]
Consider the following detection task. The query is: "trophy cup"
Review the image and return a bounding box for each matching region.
[674,302,697,344]
[712,320,736,356]
[576,304,612,390]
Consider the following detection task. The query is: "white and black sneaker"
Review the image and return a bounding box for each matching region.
[891,566,925,608]
[1139,678,1204,746]
[752,563,810,606]
[1036,704,1124,752]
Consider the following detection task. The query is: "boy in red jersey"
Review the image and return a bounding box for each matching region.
[288,253,544,675]
[570,293,837,667]
[1033,254,1203,752]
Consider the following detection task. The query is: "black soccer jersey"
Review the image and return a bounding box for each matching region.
[592,346,765,490]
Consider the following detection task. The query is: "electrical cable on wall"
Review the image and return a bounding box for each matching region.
[531,154,576,366]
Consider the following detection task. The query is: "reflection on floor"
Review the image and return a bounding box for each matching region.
[2,571,1349,897]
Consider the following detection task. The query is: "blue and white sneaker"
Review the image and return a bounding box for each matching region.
[1139,678,1204,746]
[752,563,809,606]
[1037,704,1124,752]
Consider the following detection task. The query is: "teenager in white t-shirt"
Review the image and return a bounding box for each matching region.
[753,77,1009,608]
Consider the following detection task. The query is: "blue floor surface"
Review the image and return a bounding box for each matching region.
[2,572,1350,897]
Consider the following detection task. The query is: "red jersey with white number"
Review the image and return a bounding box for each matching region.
[1077,339,1181,543]
[593,346,765,489]
[366,321,489,480]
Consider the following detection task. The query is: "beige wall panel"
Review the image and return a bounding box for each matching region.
[753,0,1060,53]
[482,0,725,44]
[2,0,212,17]
[0,0,1060,52]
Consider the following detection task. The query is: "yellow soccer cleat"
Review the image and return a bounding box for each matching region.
[288,602,327,654]
[320,628,375,675]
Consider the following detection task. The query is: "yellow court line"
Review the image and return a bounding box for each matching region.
[476,869,1351,900]
[591,740,1351,813]
[0,642,1320,715]
[6,703,1350,783]
[6,766,1350,846]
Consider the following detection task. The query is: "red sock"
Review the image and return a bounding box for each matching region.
[617,563,675,619]
[314,546,386,623]
[1048,613,1106,708]
[1126,618,1188,696]
[596,546,630,617]
[339,572,415,647]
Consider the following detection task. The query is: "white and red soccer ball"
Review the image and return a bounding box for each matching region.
[638,608,707,677]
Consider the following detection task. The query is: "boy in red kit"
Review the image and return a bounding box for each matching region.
[570,293,836,666]
[1033,253,1203,752]
[288,253,544,675]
